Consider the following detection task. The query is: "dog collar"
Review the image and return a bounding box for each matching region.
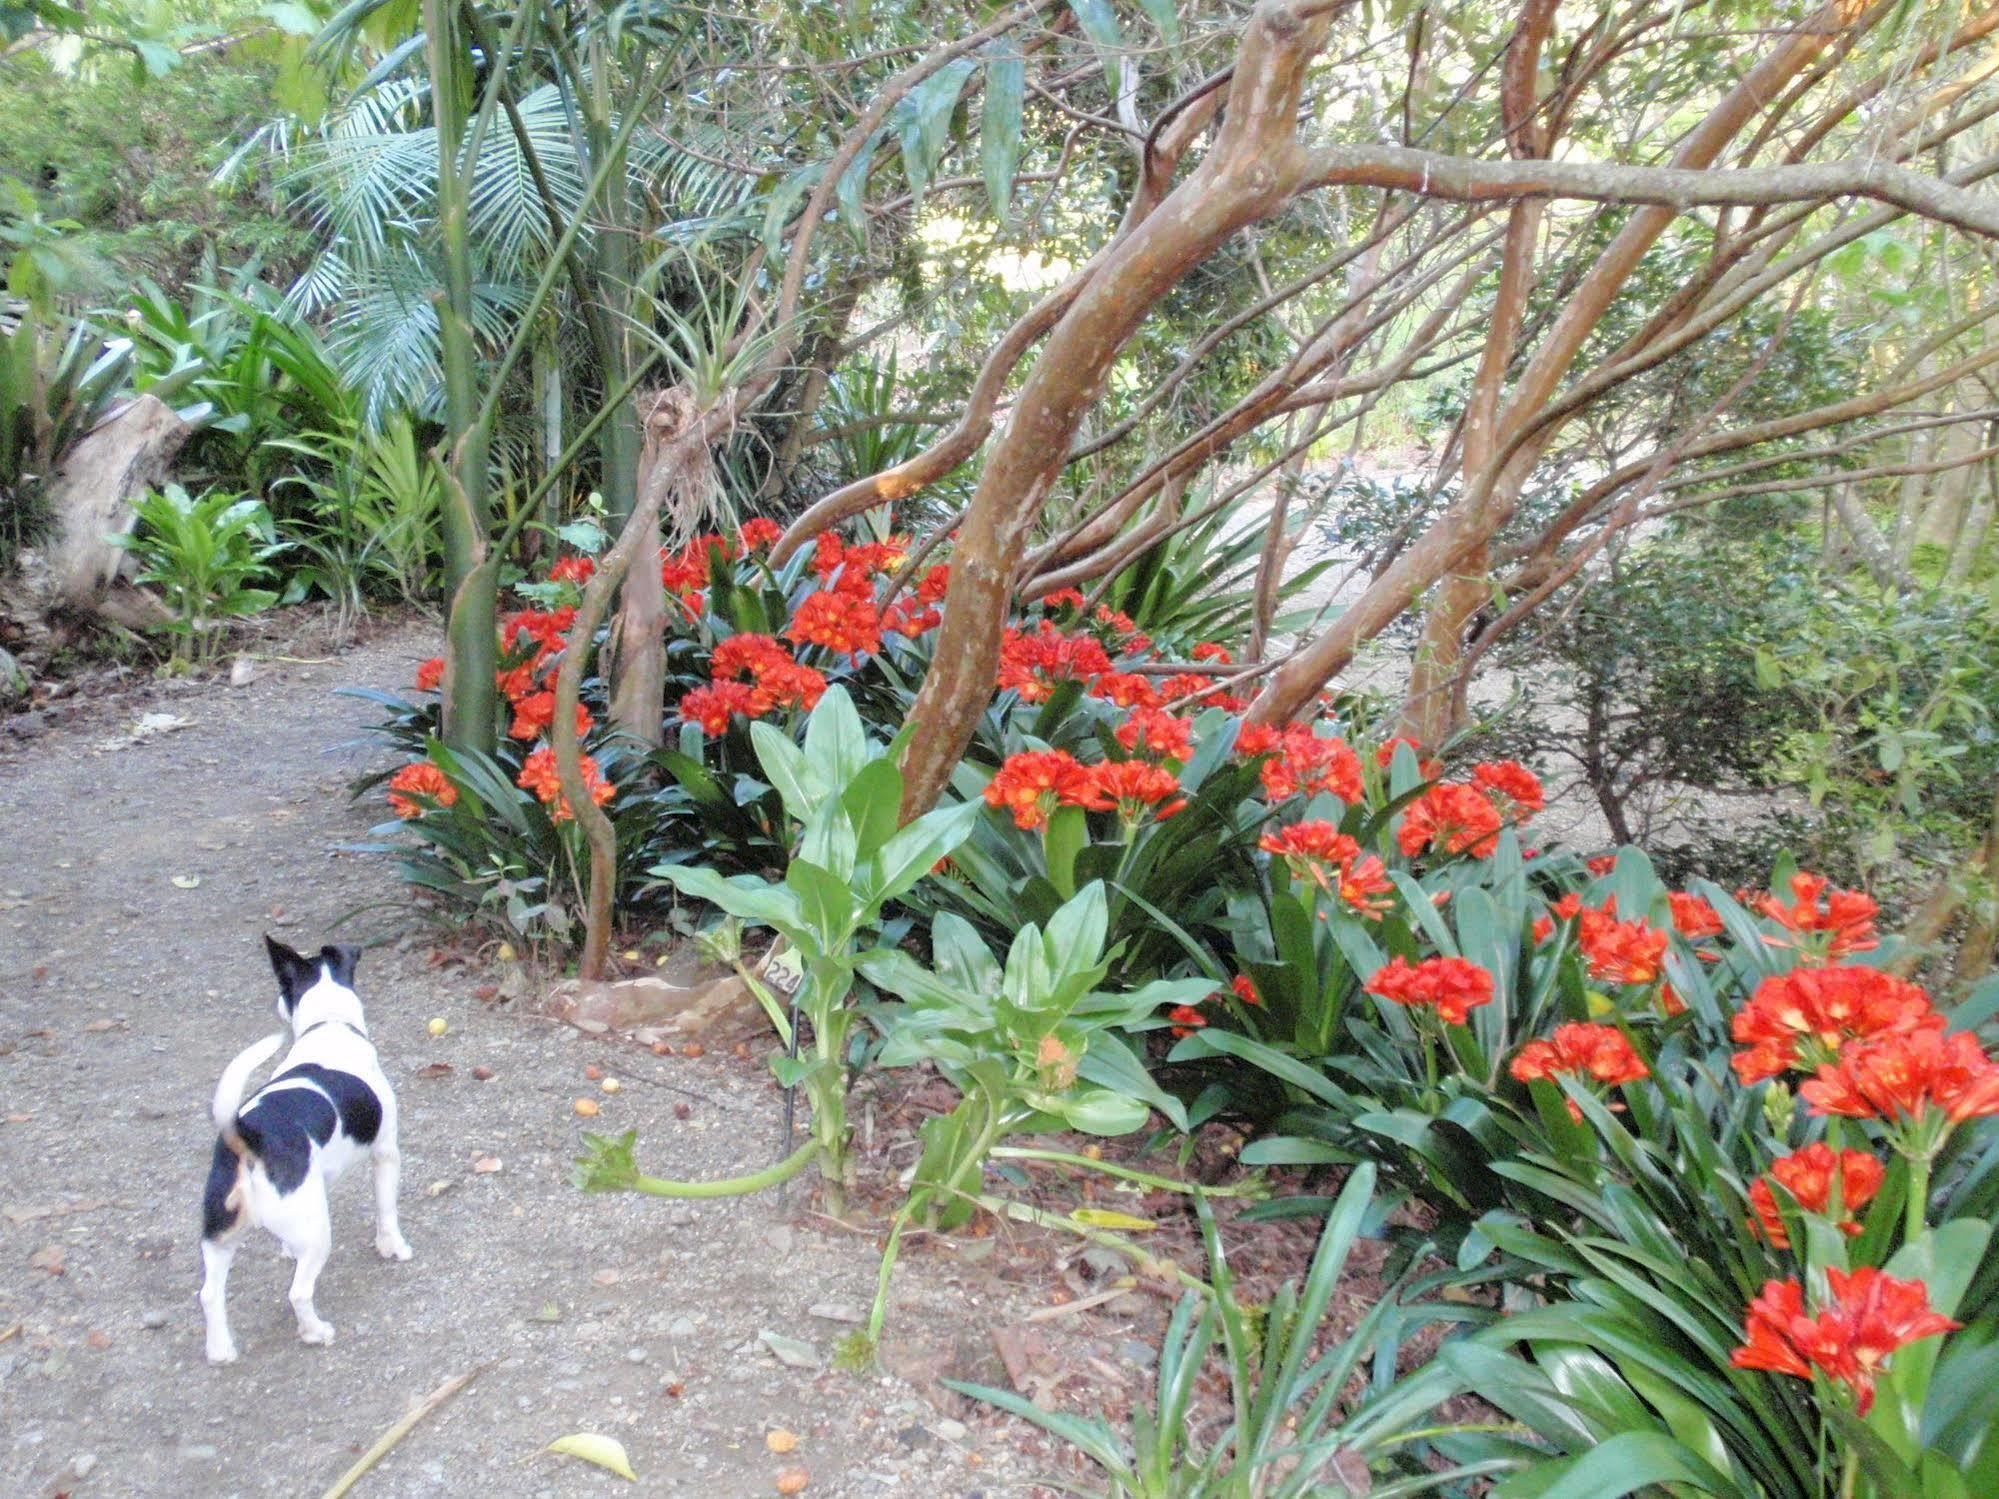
[295,1018,369,1041]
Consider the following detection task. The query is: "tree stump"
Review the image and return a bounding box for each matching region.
[44,394,191,628]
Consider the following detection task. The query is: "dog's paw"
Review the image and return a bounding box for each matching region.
[298,1319,336,1346]
[206,1340,239,1366]
[376,1231,413,1262]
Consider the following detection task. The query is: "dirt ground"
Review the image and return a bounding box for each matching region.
[0,623,1100,1499]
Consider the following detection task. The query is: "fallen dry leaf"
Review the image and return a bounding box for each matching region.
[471,1155,502,1175]
[415,1062,454,1079]
[85,1329,110,1350]
[592,1268,620,1286]
[4,1114,31,1125]
[28,1244,66,1275]
[774,1466,810,1494]
[170,874,201,889]
[425,1180,455,1198]
[81,1018,118,1033]
[541,1433,636,1481]
[765,1429,798,1455]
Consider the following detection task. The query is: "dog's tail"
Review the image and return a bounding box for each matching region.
[212,1034,284,1158]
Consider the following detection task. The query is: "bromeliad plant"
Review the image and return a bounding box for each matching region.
[575,686,979,1212]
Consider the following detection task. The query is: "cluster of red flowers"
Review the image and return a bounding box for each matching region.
[998,622,1115,702]
[982,749,1189,831]
[1732,1268,1957,1414]
[1116,705,1195,763]
[679,633,829,736]
[1802,1027,1999,1127]
[1747,1143,1884,1249]
[515,745,615,823]
[387,762,457,819]
[882,565,950,638]
[1366,955,1495,1026]
[1236,723,1364,803]
[1258,821,1393,918]
[1091,760,1187,823]
[1509,1021,1650,1120]
[1730,966,1941,1084]
[547,554,595,586]
[1753,872,1879,960]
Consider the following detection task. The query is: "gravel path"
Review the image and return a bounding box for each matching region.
[0,625,1047,1499]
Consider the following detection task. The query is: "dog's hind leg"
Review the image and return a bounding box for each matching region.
[199,1238,240,1364]
[371,1131,412,1261]
[282,1185,337,1346]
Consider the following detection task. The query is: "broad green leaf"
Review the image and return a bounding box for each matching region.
[1490,1430,1734,1498]
[1065,0,1124,101]
[981,45,1025,222]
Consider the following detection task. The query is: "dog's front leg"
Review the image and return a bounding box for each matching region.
[199,1239,240,1364]
[371,1133,412,1261]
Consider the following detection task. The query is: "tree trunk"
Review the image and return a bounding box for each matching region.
[1828,480,1916,591]
[896,0,1337,818]
[44,393,189,629]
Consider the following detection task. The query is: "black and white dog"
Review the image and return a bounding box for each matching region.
[198,936,411,1364]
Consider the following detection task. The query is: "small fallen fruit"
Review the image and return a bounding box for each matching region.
[651,1042,671,1056]
[775,1467,809,1495]
[681,1042,706,1059]
[584,1063,603,1081]
[573,1097,600,1117]
[600,1077,621,1095]
[427,1017,448,1037]
[472,1155,502,1174]
[471,1065,494,1081]
[765,1429,798,1455]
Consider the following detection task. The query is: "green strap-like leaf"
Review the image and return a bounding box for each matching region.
[981,44,1024,223]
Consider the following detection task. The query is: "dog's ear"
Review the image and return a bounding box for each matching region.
[320,943,361,989]
[264,934,314,1008]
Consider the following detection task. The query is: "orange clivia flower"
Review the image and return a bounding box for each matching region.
[1471,760,1544,820]
[710,633,792,682]
[1167,1002,1208,1038]
[1255,726,1363,804]
[1258,820,1395,920]
[786,589,883,659]
[1367,956,1495,1026]
[1585,854,1618,877]
[1090,759,1186,823]
[1511,1022,1648,1119]
[1801,1028,1999,1126]
[1039,588,1086,613]
[679,682,758,736]
[998,622,1113,702]
[1747,1144,1885,1249]
[1230,974,1261,1006]
[982,750,1108,831]
[748,660,827,715]
[881,598,942,638]
[507,691,593,743]
[516,746,615,822]
[1732,1268,1958,1414]
[1398,782,1504,859]
[1192,642,1233,665]
[548,554,595,585]
[1115,706,1196,763]
[1090,671,1160,710]
[736,517,783,552]
[1576,907,1669,987]
[1669,891,1726,940]
[1730,966,1941,1084]
[415,656,445,692]
[387,762,456,819]
[1755,872,1880,960]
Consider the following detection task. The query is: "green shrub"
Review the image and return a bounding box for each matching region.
[113,483,283,665]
